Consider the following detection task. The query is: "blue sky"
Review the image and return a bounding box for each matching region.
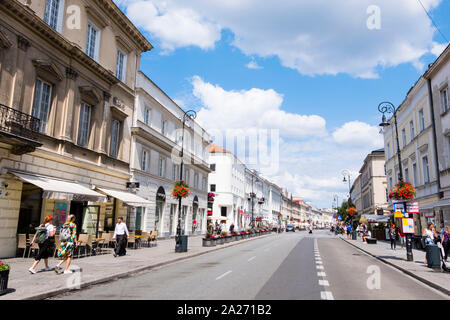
[115,0,449,208]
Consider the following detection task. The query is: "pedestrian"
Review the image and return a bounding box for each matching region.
[229,223,235,234]
[389,224,397,250]
[55,214,78,274]
[28,215,55,274]
[113,217,129,257]
[441,225,449,261]
[422,223,438,265]
[398,226,406,249]
[346,223,352,239]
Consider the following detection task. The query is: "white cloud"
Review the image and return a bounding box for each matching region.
[118,0,443,77]
[192,76,327,138]
[332,121,384,149]
[246,60,263,70]
[125,1,221,52]
[431,42,449,57]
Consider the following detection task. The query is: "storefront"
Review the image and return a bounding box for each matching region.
[155,187,166,234]
[192,196,199,234]
[12,171,106,238]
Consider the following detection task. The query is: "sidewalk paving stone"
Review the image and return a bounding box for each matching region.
[337,234,450,296]
[1,233,275,300]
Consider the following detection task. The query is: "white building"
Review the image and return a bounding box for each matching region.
[130,72,211,238]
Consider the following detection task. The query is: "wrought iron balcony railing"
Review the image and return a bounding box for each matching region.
[0,103,41,141]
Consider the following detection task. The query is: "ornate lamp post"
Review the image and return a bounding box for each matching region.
[378,101,413,261]
[175,110,196,253]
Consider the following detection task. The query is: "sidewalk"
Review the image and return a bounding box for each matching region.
[338,234,450,296]
[1,233,276,300]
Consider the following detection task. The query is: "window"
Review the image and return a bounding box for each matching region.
[422,156,430,184]
[184,168,190,184]
[144,107,151,126]
[402,129,406,148]
[161,119,167,136]
[158,157,166,177]
[221,207,227,217]
[413,163,418,186]
[409,121,415,141]
[173,164,179,181]
[110,120,120,158]
[210,164,216,172]
[77,103,91,147]
[116,50,127,82]
[202,177,207,191]
[44,0,64,32]
[441,87,449,113]
[32,79,52,133]
[86,22,100,61]
[419,109,425,132]
[141,150,148,171]
[404,167,409,183]
[389,176,393,189]
[210,184,216,192]
[194,173,199,188]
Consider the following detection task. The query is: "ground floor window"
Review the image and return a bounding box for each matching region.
[169,204,177,235]
[17,183,43,235]
[136,207,143,231]
[81,205,100,237]
[155,201,164,233]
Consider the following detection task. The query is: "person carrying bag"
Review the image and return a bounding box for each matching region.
[28,216,55,274]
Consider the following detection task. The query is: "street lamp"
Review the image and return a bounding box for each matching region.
[175,109,197,253]
[378,101,413,262]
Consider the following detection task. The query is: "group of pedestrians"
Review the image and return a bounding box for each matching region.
[27,215,131,275]
[422,223,449,262]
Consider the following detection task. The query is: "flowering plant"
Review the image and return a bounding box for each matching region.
[346,207,357,216]
[0,260,9,272]
[208,192,215,202]
[172,181,191,198]
[389,182,416,200]
[220,231,228,237]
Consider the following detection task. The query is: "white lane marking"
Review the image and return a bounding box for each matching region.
[321,291,334,300]
[317,272,326,277]
[248,256,256,262]
[216,270,232,280]
[316,261,323,265]
[319,280,329,286]
[316,265,324,270]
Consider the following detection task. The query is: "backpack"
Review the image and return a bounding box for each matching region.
[59,224,72,242]
[34,226,48,244]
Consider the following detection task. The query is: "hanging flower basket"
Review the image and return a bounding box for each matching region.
[346,207,357,216]
[208,192,215,202]
[172,181,191,198]
[388,182,416,201]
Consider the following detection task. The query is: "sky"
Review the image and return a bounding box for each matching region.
[114,0,450,209]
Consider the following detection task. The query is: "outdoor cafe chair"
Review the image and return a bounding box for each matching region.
[141,232,149,247]
[17,234,28,258]
[149,231,158,247]
[128,232,136,249]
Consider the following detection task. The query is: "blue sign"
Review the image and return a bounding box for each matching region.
[337,216,342,221]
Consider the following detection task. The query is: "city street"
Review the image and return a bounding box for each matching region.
[51,230,448,300]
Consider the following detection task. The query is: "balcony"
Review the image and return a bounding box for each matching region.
[0,103,42,155]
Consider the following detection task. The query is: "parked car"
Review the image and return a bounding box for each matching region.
[286,224,295,232]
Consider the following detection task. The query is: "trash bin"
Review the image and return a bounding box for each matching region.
[175,235,188,252]
[352,231,357,240]
[425,244,441,268]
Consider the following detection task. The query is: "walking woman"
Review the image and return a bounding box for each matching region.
[55,214,78,274]
[28,215,55,274]
[423,223,438,265]
[389,224,397,250]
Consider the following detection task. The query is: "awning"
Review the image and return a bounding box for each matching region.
[11,171,106,202]
[363,214,393,223]
[97,188,152,207]
[420,199,450,210]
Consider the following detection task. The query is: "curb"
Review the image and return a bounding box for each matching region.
[24,232,277,300]
[339,237,450,297]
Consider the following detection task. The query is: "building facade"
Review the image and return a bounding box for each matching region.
[0,0,152,257]
[424,44,450,228]
[359,149,388,216]
[383,76,440,235]
[130,72,211,238]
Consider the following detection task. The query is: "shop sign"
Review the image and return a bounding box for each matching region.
[156,187,166,201]
[54,201,68,229]
[406,202,419,214]
[401,218,415,234]
[393,202,406,218]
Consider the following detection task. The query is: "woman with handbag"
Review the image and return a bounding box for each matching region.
[55,214,78,274]
[28,215,55,274]
[389,224,397,250]
[423,223,438,265]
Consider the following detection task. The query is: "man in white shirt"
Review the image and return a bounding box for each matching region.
[113,217,129,257]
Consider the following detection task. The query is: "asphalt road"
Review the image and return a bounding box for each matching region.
[51,230,448,300]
